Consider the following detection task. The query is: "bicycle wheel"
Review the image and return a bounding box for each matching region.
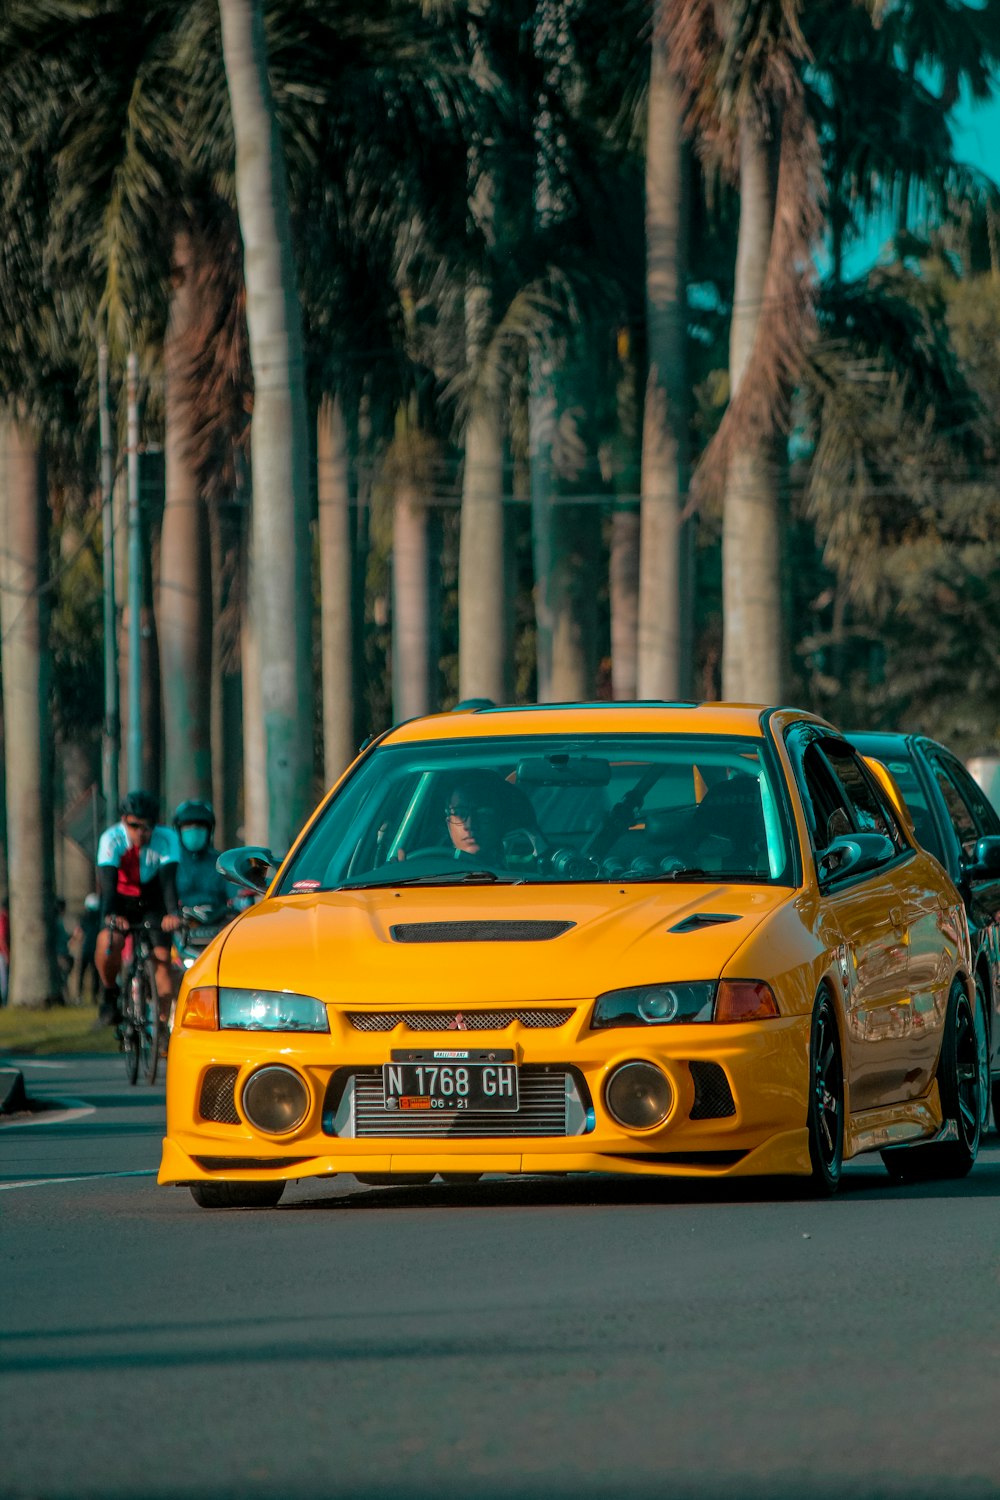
[138,961,161,1085]
[122,965,140,1086]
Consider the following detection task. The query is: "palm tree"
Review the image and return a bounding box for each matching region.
[216,0,314,852]
[0,419,62,1007]
[637,0,691,700]
[160,230,213,811]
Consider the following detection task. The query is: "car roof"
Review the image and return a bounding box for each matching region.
[382,702,826,746]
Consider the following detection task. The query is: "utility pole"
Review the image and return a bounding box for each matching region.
[97,344,120,814]
[126,351,143,790]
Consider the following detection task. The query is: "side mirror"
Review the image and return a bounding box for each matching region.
[818,832,895,883]
[964,835,1000,879]
[216,845,278,896]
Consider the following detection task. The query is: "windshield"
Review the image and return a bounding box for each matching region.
[279,733,795,892]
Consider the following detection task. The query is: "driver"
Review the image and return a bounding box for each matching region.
[443,771,536,864]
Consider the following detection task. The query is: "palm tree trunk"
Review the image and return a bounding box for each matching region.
[318,393,355,783]
[459,286,506,704]
[610,508,640,698]
[0,418,61,1006]
[240,524,268,845]
[529,345,600,702]
[392,479,431,723]
[209,496,242,849]
[218,0,315,853]
[160,232,212,812]
[637,6,691,700]
[722,120,782,701]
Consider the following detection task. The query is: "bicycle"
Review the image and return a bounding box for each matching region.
[117,918,165,1086]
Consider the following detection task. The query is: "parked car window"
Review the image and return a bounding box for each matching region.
[876,755,944,862]
[941,756,1000,836]
[929,757,982,856]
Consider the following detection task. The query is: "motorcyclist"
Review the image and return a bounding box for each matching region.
[173,799,231,914]
[95,790,182,1027]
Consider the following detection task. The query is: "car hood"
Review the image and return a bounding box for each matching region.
[216,883,793,1005]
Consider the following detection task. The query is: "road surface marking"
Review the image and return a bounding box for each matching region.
[0,1169,157,1191]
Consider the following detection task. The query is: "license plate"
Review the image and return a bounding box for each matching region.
[382,1048,518,1113]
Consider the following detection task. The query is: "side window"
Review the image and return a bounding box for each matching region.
[943,756,1000,836]
[821,740,905,851]
[798,740,855,852]
[929,757,980,856]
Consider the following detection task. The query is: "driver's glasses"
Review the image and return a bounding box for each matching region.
[445,804,495,825]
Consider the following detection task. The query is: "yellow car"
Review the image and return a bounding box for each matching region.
[159,703,985,1207]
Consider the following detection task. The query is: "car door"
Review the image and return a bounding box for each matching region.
[788,729,919,1111]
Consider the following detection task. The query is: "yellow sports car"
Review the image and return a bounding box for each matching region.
[159,703,985,1207]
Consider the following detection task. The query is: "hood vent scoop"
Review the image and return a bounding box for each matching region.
[390,920,575,944]
[669,913,740,935]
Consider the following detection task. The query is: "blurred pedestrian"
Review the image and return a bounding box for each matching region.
[71,893,101,1005]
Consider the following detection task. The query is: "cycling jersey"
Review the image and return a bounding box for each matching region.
[98,823,179,894]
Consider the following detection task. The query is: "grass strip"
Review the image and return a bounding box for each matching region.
[0,1004,117,1056]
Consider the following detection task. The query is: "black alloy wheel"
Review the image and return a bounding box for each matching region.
[974,974,991,1134]
[189,1181,286,1210]
[882,980,982,1182]
[806,991,844,1194]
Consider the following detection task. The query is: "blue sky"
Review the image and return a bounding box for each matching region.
[849,84,1000,275]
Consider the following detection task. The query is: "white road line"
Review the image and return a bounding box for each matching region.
[0,1169,157,1191]
[3,1058,70,1069]
[0,1098,96,1129]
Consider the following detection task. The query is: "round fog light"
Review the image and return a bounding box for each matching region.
[242,1065,309,1135]
[605,1061,672,1130]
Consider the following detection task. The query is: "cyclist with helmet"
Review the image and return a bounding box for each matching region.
[173,799,231,912]
[95,791,182,1027]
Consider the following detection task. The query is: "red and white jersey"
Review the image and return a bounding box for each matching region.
[97,823,180,899]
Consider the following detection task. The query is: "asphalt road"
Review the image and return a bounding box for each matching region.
[2,1055,999,1500]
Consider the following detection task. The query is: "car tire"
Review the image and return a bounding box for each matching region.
[973,973,991,1134]
[806,990,844,1195]
[189,1180,286,1210]
[881,980,982,1182]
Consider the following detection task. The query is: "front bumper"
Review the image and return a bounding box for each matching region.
[159,1010,813,1183]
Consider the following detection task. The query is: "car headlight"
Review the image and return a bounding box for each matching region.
[592,983,716,1028]
[591,980,780,1028]
[218,988,329,1032]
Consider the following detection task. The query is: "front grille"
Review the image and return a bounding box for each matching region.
[390,920,574,943]
[326,1066,590,1138]
[689,1060,736,1120]
[346,1008,574,1033]
[198,1066,241,1125]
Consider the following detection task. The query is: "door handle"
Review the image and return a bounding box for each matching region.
[889,906,905,936]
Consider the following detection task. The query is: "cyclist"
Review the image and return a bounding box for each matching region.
[173,799,231,913]
[95,791,182,1027]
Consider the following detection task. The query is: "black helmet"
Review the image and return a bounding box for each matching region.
[120,789,158,824]
[173,798,215,835]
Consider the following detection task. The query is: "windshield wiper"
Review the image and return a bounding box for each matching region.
[343,869,521,889]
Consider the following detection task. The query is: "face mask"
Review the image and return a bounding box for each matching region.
[181,826,209,853]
